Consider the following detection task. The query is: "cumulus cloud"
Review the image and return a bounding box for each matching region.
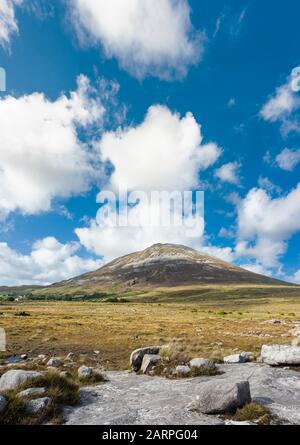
[99,105,222,192]
[260,66,300,134]
[215,161,241,185]
[0,0,22,47]
[0,237,102,286]
[0,75,108,218]
[69,0,203,80]
[276,148,300,171]
[76,104,222,261]
[236,184,300,268]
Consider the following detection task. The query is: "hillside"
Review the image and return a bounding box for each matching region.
[35,243,290,297]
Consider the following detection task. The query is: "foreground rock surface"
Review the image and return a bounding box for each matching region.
[261,345,300,366]
[191,381,251,414]
[65,363,300,425]
[0,370,43,391]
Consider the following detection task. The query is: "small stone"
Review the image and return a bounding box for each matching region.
[175,365,191,376]
[0,370,43,391]
[46,357,61,367]
[17,387,46,398]
[224,352,251,364]
[78,366,93,380]
[25,397,51,415]
[189,358,216,370]
[0,395,7,414]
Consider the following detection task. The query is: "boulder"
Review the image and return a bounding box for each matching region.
[192,380,251,414]
[224,352,251,364]
[130,347,160,372]
[25,397,51,415]
[0,370,43,391]
[78,366,93,380]
[140,354,161,374]
[46,357,61,367]
[175,365,191,376]
[190,358,216,370]
[261,344,300,366]
[17,387,46,398]
[0,395,7,414]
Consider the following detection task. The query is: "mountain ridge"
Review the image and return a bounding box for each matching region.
[46,243,289,294]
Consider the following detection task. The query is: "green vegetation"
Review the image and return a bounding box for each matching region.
[227,403,271,424]
[0,373,80,425]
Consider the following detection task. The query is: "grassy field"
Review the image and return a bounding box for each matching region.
[0,285,299,370]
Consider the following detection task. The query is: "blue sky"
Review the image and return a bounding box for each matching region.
[0,0,300,285]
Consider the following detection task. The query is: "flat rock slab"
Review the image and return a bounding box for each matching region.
[65,364,300,425]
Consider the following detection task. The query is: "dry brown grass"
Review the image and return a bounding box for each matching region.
[0,293,299,370]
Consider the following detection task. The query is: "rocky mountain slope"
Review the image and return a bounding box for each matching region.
[47,243,286,294]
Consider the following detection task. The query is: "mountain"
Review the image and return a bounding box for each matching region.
[45,243,286,295]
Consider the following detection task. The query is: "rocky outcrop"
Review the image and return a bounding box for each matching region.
[65,364,300,425]
[261,344,300,366]
[0,370,43,391]
[130,347,160,372]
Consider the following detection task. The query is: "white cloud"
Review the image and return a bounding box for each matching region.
[0,237,102,286]
[69,0,203,80]
[260,67,300,134]
[201,245,235,263]
[76,104,223,261]
[215,161,241,185]
[0,0,22,47]
[258,176,282,194]
[99,104,222,192]
[276,148,300,171]
[236,184,300,268]
[241,262,273,278]
[0,75,107,218]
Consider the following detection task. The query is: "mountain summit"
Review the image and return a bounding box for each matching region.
[52,243,283,292]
